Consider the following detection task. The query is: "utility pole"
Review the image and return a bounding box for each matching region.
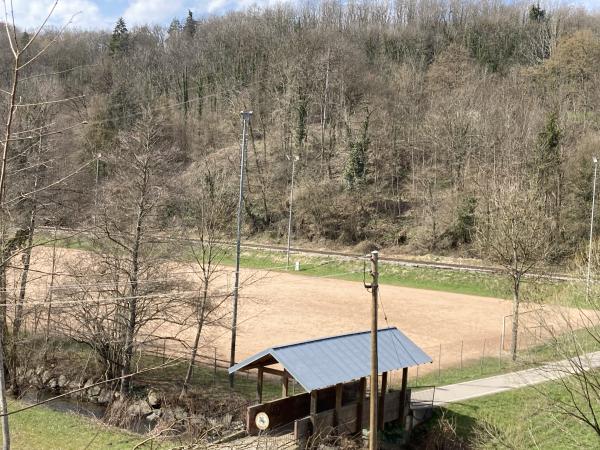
[229,110,252,388]
[286,154,299,270]
[93,153,101,226]
[585,156,598,299]
[588,156,598,300]
[369,250,379,450]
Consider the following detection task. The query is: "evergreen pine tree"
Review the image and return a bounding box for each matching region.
[529,3,546,22]
[295,94,308,150]
[183,10,196,38]
[168,18,182,36]
[344,114,370,188]
[21,31,30,47]
[537,112,561,180]
[110,17,129,54]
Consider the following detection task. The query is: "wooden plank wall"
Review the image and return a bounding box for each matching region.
[294,390,408,440]
[246,381,360,435]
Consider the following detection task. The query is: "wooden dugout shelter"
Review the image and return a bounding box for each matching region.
[228,327,432,439]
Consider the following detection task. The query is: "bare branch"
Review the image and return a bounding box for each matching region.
[19,11,80,71]
[15,94,86,108]
[2,1,16,57]
[19,0,59,54]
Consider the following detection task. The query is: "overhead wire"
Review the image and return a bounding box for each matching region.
[6,73,268,145]
[2,157,97,207]
[378,287,420,366]
[0,291,210,308]
[19,63,102,82]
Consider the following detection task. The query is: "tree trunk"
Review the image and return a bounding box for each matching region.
[0,331,9,450]
[0,54,20,450]
[0,259,10,450]
[180,279,209,399]
[120,194,144,395]
[320,47,330,177]
[511,276,520,361]
[10,202,36,394]
[44,227,57,347]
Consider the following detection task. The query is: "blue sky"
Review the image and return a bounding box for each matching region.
[7,0,600,31]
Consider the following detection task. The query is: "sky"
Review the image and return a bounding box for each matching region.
[6,0,600,31]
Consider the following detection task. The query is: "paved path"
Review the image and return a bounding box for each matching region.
[411,351,600,407]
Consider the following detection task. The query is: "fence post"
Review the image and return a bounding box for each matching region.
[480,339,486,374]
[460,340,463,371]
[438,344,442,380]
[501,315,506,352]
[162,340,166,364]
[213,347,217,386]
[499,336,502,369]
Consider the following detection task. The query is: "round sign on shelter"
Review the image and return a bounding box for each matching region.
[255,412,270,430]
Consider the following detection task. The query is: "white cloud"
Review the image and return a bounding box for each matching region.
[195,0,289,15]
[7,0,111,30]
[579,0,600,10]
[123,0,184,26]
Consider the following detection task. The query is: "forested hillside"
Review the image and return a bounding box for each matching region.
[3,0,600,259]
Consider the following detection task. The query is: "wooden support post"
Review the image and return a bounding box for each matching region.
[310,390,318,434]
[378,372,387,430]
[334,383,343,428]
[356,377,366,433]
[256,368,264,404]
[399,367,408,427]
[282,374,289,397]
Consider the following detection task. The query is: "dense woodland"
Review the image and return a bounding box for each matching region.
[2,1,600,259]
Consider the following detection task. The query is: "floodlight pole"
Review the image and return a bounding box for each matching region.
[369,250,379,450]
[229,110,252,388]
[93,153,101,226]
[286,155,299,270]
[587,156,598,299]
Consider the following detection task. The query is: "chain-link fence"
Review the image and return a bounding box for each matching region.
[386,322,562,389]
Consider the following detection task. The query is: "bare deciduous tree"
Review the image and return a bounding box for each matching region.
[179,168,234,398]
[53,109,186,393]
[0,1,73,447]
[476,183,553,360]
[531,244,600,440]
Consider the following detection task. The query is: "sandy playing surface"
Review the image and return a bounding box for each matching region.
[202,269,546,367]
[19,247,589,378]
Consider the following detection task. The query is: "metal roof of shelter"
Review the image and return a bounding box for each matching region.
[228,327,432,392]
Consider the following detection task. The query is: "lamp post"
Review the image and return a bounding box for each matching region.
[286,155,299,270]
[587,156,598,299]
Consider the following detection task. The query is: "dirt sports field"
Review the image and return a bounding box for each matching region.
[24,247,586,378]
[196,268,585,378]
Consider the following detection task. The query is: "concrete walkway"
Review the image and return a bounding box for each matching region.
[411,350,600,407]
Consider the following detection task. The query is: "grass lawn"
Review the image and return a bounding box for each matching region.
[8,400,148,450]
[440,379,600,449]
